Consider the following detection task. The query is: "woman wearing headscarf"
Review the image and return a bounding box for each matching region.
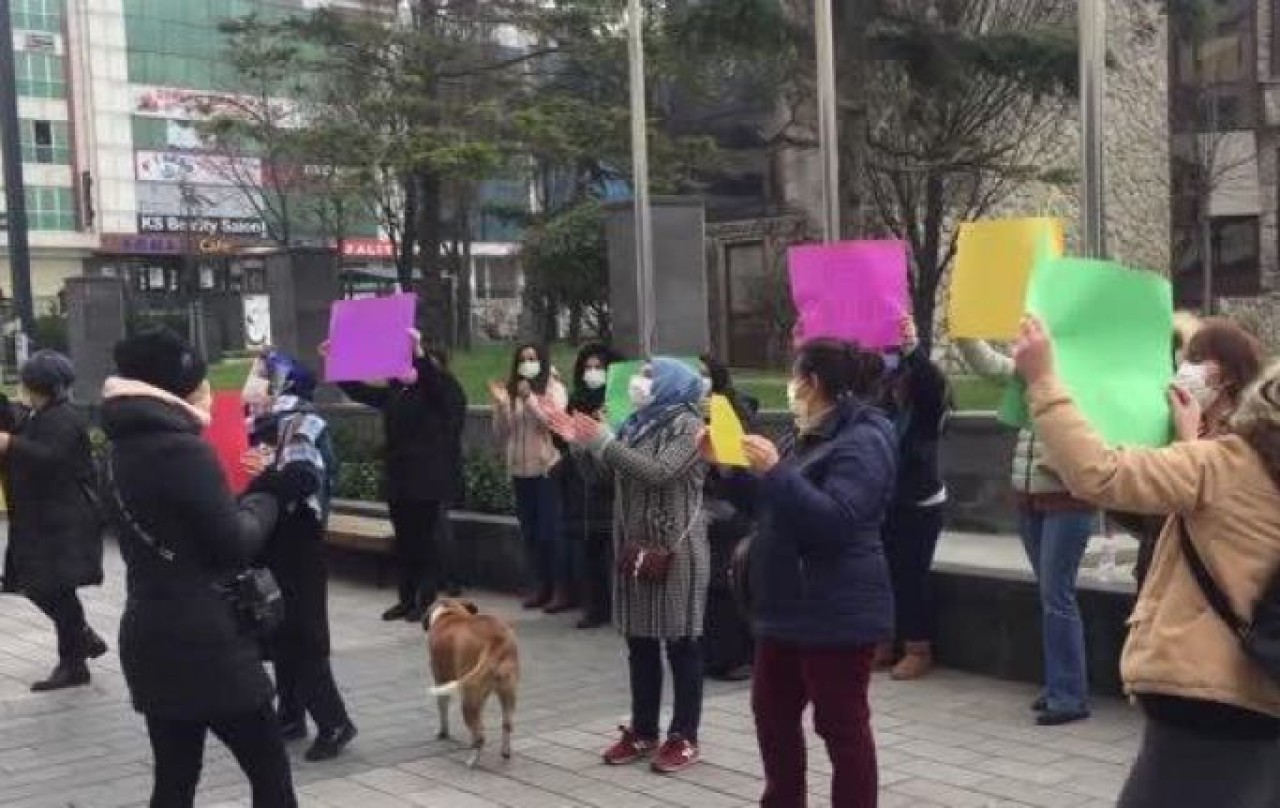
[0,350,106,692]
[1014,316,1280,808]
[547,359,709,775]
[102,328,298,806]
[490,343,568,611]
[245,355,357,762]
[561,343,623,629]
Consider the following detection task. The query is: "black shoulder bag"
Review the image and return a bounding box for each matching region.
[1178,515,1280,684]
[104,455,284,640]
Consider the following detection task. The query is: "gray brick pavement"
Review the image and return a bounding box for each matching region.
[0,539,1140,806]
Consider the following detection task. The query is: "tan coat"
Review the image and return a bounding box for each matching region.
[1028,376,1280,718]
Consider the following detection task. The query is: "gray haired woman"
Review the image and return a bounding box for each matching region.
[0,350,107,691]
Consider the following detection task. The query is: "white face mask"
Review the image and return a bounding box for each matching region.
[1175,362,1218,409]
[700,376,713,399]
[583,368,607,390]
[517,360,542,380]
[787,379,807,421]
[628,375,654,408]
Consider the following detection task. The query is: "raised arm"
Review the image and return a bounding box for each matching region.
[955,339,1015,381]
[1028,376,1208,514]
[338,381,391,411]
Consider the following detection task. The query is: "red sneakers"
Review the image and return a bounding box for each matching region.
[602,726,657,766]
[651,735,700,774]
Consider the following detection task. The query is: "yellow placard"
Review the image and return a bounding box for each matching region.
[949,217,1064,340]
[708,395,749,467]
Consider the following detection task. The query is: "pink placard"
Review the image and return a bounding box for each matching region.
[787,240,908,349]
[324,294,418,382]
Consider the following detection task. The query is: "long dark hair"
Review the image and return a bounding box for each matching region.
[569,343,622,414]
[507,342,552,398]
[794,338,884,404]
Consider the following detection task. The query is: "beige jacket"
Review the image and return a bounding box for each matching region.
[493,378,567,478]
[1028,376,1280,717]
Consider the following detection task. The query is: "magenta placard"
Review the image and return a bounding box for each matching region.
[787,240,908,349]
[324,294,418,382]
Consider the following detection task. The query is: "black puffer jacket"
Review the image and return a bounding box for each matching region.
[101,381,279,720]
[0,396,102,593]
[340,357,467,504]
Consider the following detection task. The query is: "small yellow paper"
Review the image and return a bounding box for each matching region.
[949,217,1064,339]
[708,395,749,467]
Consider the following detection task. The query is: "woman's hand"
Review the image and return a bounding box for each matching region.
[0,432,12,454]
[695,428,716,463]
[487,380,510,407]
[1168,384,1202,442]
[743,435,780,475]
[571,412,606,445]
[318,340,331,358]
[1013,315,1054,386]
[408,328,424,359]
[543,409,579,443]
[900,315,919,353]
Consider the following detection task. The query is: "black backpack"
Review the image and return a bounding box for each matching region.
[1179,515,1280,684]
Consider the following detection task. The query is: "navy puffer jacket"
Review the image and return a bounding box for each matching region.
[724,399,897,646]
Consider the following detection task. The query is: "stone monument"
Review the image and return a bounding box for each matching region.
[65,276,127,403]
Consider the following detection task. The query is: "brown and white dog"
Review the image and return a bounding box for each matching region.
[425,599,520,767]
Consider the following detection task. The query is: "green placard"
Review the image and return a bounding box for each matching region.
[999,256,1173,448]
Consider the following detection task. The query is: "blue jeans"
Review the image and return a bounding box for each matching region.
[1019,508,1093,714]
[514,476,564,591]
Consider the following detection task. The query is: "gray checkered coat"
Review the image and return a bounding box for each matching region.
[601,411,709,639]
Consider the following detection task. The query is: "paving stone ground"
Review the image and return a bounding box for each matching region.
[0,538,1141,807]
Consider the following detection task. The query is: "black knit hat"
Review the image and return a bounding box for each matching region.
[114,327,208,399]
[20,350,76,399]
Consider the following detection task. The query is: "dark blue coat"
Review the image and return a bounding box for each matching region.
[725,400,897,647]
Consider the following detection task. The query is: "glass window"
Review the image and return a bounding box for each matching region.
[24,186,76,231]
[12,0,62,34]
[19,119,70,164]
[15,51,65,99]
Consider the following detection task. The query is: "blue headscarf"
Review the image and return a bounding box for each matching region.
[617,357,704,444]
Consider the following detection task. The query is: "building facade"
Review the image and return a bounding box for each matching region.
[1,0,526,342]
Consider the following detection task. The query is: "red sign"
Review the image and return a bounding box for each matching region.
[341,238,395,259]
[207,392,251,494]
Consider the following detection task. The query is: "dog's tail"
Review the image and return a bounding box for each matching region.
[430,646,492,697]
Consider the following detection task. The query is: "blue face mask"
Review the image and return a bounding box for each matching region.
[881,353,901,375]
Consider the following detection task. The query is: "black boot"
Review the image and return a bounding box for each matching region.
[279,713,308,742]
[381,602,413,621]
[31,660,90,692]
[81,627,108,660]
[305,721,358,761]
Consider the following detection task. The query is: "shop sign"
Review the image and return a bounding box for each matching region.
[341,238,395,259]
[137,214,266,238]
[135,150,261,187]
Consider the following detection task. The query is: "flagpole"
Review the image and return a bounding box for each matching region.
[815,0,840,243]
[627,0,655,356]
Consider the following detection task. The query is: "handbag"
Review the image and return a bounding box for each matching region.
[103,454,285,639]
[1178,515,1280,684]
[617,492,703,583]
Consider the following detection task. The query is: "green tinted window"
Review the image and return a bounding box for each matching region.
[25,186,76,231]
[15,51,65,99]
[12,0,62,34]
[19,120,71,164]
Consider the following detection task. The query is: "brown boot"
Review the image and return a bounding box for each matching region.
[543,588,577,615]
[871,642,895,671]
[891,642,933,681]
[522,588,552,610]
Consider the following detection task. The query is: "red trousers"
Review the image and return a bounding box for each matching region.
[752,640,877,808]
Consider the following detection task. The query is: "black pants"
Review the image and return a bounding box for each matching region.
[628,636,703,743]
[576,525,612,622]
[388,499,442,606]
[145,703,297,808]
[27,588,90,662]
[1118,714,1280,807]
[276,654,349,732]
[883,503,945,642]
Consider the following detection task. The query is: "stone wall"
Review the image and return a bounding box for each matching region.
[320,405,1021,534]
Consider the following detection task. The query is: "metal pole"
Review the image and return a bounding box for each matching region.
[815,0,840,243]
[1079,0,1107,259]
[0,0,36,339]
[626,0,655,357]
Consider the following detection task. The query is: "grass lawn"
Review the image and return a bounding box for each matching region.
[211,342,1006,412]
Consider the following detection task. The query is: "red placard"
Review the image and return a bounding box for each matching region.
[207,392,250,494]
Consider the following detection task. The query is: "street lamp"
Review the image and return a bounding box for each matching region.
[1079,0,1107,259]
[626,0,655,357]
[0,0,36,352]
